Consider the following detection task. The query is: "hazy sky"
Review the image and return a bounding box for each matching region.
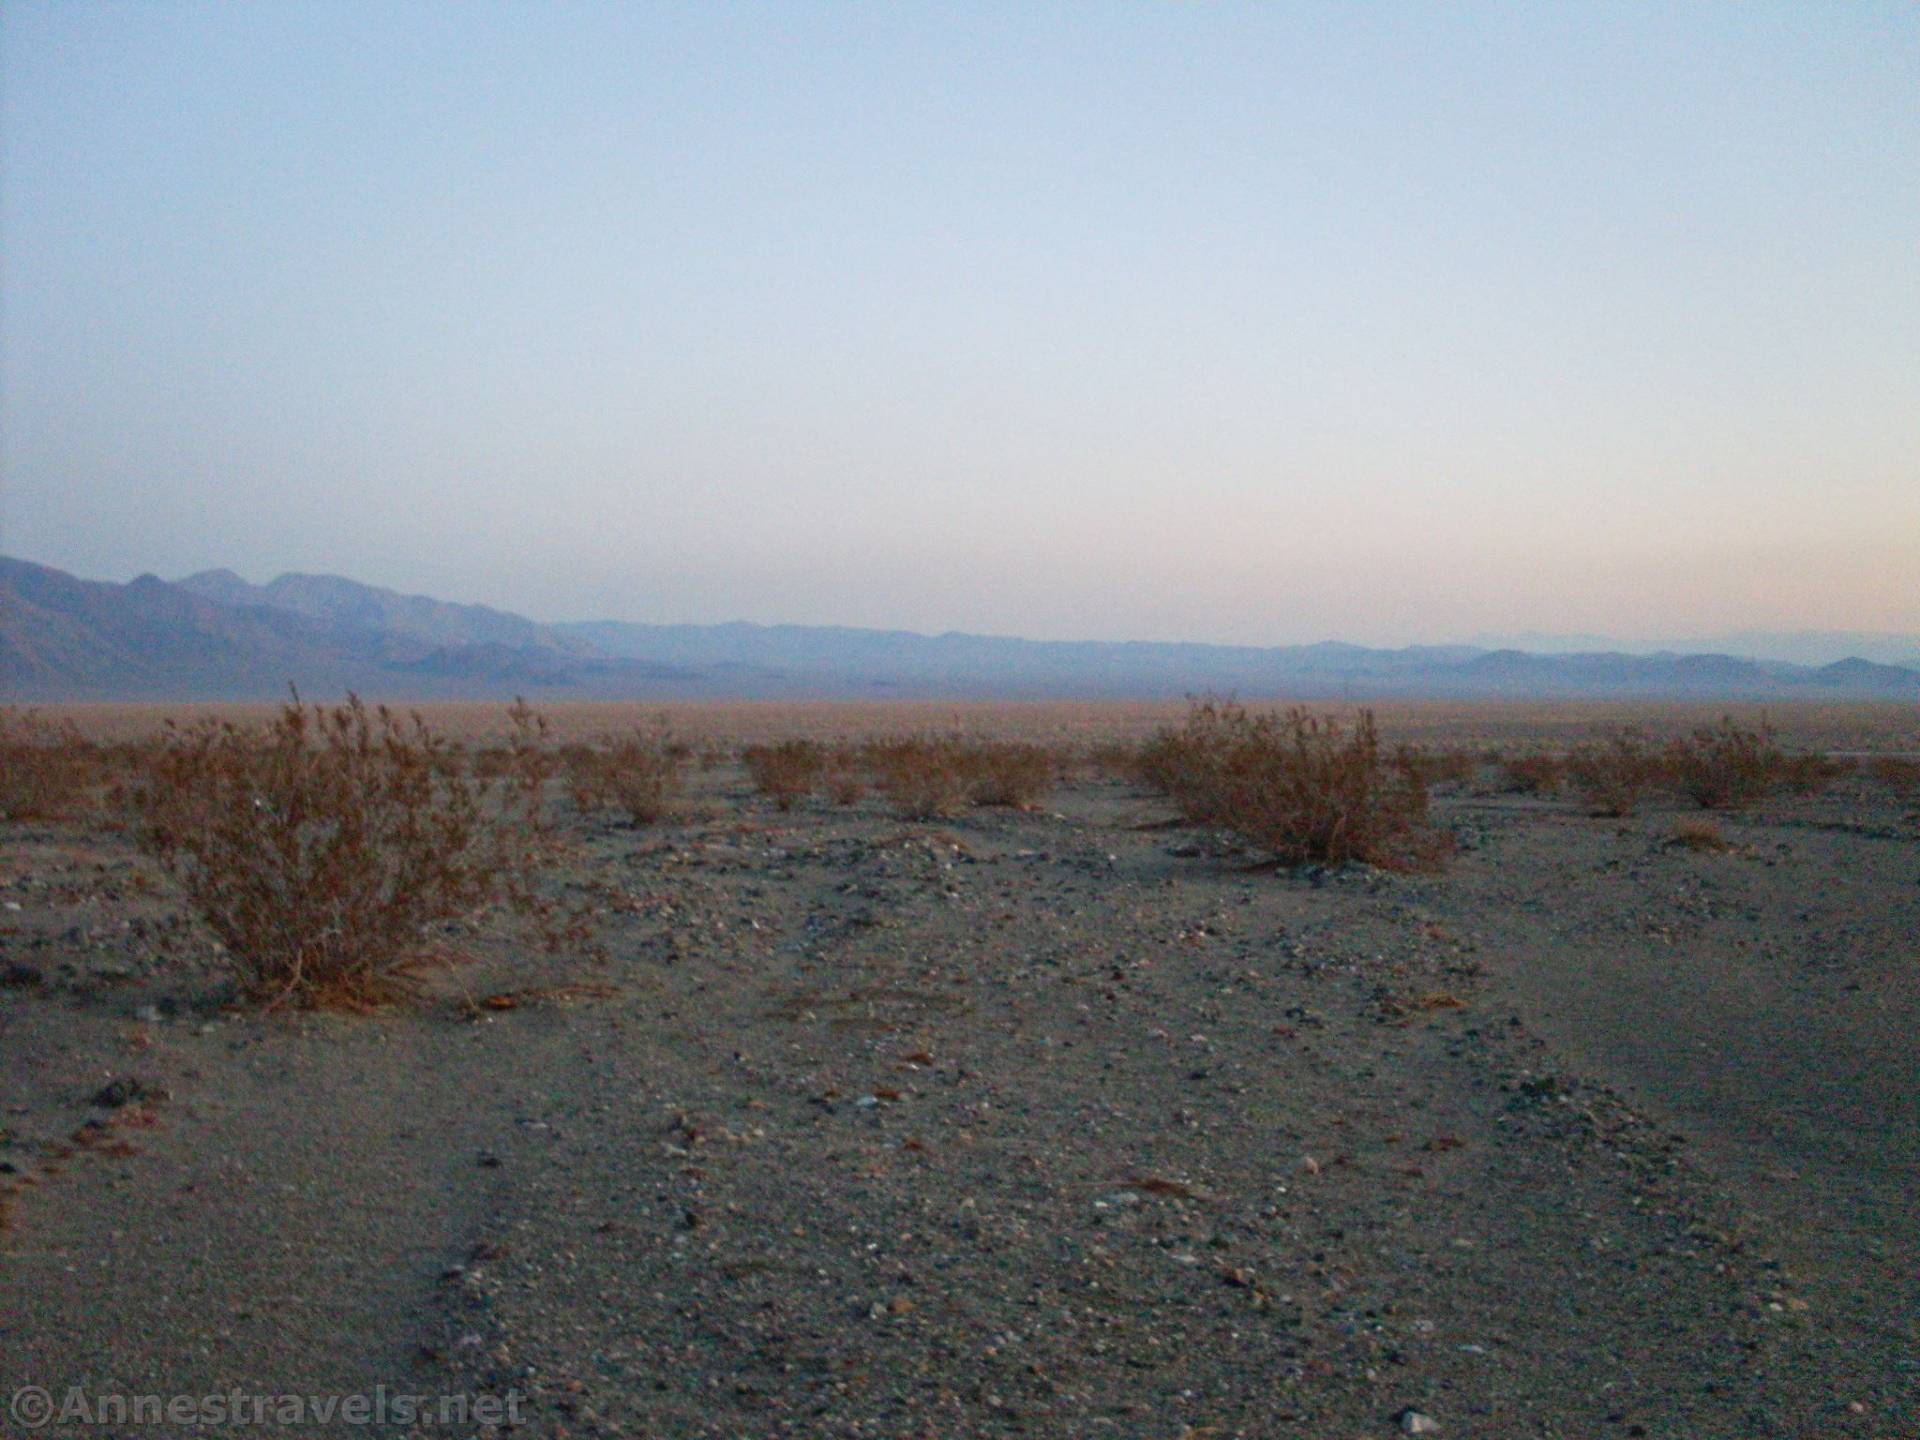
[4,3,1916,645]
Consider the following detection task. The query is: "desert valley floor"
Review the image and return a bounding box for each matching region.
[3,704,1918,1438]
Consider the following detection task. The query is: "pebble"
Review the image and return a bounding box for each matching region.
[1398,1408,1439,1434]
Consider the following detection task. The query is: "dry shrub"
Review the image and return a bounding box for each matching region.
[866,737,973,820]
[1499,753,1565,795]
[823,749,869,806]
[1087,740,1144,781]
[1565,731,1658,816]
[1867,756,1920,796]
[1140,700,1445,870]
[566,724,684,824]
[1665,717,1787,810]
[1777,751,1853,794]
[744,740,824,810]
[132,696,552,1009]
[1668,816,1731,852]
[0,709,100,821]
[1393,745,1479,789]
[961,742,1057,809]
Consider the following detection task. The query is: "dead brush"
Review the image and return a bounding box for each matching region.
[1498,753,1565,795]
[1665,717,1787,810]
[0,709,100,821]
[1867,756,1920,796]
[865,736,972,820]
[130,695,555,1010]
[1140,700,1446,871]
[1565,731,1659,816]
[1777,751,1854,794]
[1393,745,1480,789]
[1668,816,1732,853]
[565,724,684,824]
[823,748,869,806]
[959,742,1057,809]
[1086,740,1143,781]
[744,740,825,810]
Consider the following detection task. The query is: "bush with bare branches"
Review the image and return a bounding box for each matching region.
[1141,700,1445,870]
[865,737,972,820]
[1565,731,1659,816]
[1498,753,1565,795]
[0,709,98,821]
[744,740,825,810]
[1664,717,1787,810]
[132,696,553,1008]
[565,725,684,825]
[1867,756,1920,796]
[960,742,1057,809]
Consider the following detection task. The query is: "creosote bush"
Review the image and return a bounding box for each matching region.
[1393,746,1479,789]
[0,709,99,821]
[1867,756,1920,796]
[823,750,869,806]
[564,724,685,824]
[1668,816,1731,852]
[1140,700,1446,871]
[961,742,1057,809]
[133,695,553,1009]
[865,737,974,820]
[1499,753,1565,795]
[859,736,1061,818]
[1565,731,1658,816]
[1664,717,1787,810]
[744,740,825,810]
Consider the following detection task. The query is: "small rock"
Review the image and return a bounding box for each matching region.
[1397,1408,1439,1434]
[91,1077,147,1109]
[134,1004,164,1024]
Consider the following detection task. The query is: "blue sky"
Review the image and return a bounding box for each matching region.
[3,2,1915,644]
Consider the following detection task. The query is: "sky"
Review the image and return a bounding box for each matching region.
[3,2,1916,647]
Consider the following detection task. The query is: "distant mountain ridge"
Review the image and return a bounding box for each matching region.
[4,555,1918,702]
[176,568,594,656]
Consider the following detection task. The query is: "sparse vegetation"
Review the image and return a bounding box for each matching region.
[823,749,869,806]
[866,737,974,820]
[1499,753,1565,795]
[0,709,99,821]
[564,724,685,824]
[1664,717,1787,810]
[1139,700,1446,870]
[132,695,553,1008]
[960,741,1057,809]
[744,740,825,810]
[1668,816,1732,852]
[1564,730,1659,816]
[1867,755,1920,796]
[1393,745,1480,789]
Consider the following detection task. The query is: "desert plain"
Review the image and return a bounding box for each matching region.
[3,699,1918,1438]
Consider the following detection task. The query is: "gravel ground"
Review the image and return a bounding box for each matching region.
[3,764,1917,1438]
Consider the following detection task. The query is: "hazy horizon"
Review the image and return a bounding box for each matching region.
[5,4,1916,648]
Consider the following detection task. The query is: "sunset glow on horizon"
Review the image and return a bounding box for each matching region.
[4,2,1915,646]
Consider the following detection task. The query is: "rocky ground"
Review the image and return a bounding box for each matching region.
[3,757,1917,1438]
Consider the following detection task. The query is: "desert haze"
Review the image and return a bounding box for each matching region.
[6,555,1919,704]
[5,4,1918,1438]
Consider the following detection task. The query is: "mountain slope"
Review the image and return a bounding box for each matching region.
[0,558,678,700]
[6,556,1919,702]
[177,569,592,656]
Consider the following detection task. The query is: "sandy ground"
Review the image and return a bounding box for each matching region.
[3,752,1917,1438]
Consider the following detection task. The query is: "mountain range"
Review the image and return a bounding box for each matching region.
[3,555,1917,703]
